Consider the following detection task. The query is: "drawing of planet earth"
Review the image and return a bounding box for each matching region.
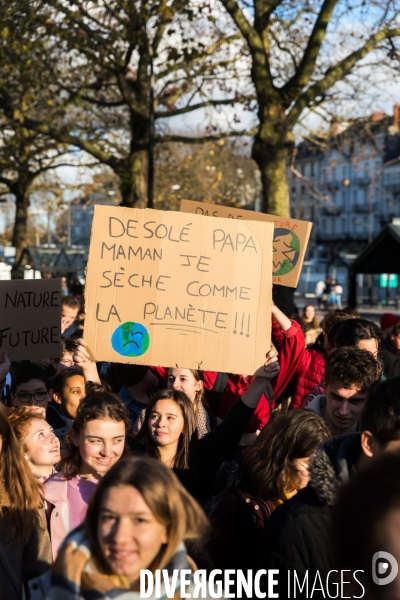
[272,228,300,276]
[111,322,150,357]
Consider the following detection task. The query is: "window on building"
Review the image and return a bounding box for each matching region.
[342,217,346,234]
[322,219,326,233]
[353,189,358,205]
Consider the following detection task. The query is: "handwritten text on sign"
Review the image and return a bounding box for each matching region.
[0,278,62,361]
[84,206,273,375]
[180,199,312,288]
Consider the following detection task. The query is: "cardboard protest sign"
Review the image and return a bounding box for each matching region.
[180,199,312,288]
[84,206,273,376]
[0,278,62,360]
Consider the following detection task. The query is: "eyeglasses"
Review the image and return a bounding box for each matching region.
[14,391,48,404]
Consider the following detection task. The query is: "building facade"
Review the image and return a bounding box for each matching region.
[289,106,400,259]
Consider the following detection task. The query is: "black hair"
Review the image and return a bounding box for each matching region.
[332,318,381,351]
[391,323,400,337]
[361,377,400,446]
[11,363,50,393]
[53,367,84,397]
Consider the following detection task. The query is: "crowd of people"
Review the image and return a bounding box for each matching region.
[1,287,400,599]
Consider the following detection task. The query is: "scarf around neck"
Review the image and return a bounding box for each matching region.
[47,526,195,600]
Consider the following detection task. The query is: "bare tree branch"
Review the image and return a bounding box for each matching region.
[156,95,256,118]
[282,0,340,102]
[288,26,400,127]
[158,128,257,143]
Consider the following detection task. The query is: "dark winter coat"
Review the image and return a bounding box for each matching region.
[0,506,51,600]
[174,399,255,506]
[262,434,362,597]
[206,464,275,572]
[379,338,400,378]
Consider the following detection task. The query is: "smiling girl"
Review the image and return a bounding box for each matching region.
[132,368,219,438]
[46,456,210,599]
[44,391,129,560]
[8,409,61,480]
[136,358,280,505]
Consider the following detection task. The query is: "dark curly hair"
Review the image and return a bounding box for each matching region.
[324,346,382,391]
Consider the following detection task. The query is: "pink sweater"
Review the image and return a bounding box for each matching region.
[44,473,98,560]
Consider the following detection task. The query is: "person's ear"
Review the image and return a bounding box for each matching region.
[195,380,203,393]
[161,527,168,545]
[53,392,62,405]
[10,393,17,406]
[47,388,53,397]
[361,430,378,457]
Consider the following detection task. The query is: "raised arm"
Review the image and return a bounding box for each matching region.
[73,339,101,384]
[272,304,292,332]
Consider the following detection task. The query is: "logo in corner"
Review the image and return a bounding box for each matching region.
[372,551,398,586]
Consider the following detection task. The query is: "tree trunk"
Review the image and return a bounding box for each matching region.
[118,149,148,208]
[11,183,30,278]
[252,137,290,217]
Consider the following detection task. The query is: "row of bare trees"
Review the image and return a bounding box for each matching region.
[1,0,400,264]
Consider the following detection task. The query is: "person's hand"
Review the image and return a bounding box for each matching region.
[264,344,278,365]
[263,354,280,379]
[73,339,93,372]
[73,339,101,383]
[0,351,10,382]
[61,315,74,334]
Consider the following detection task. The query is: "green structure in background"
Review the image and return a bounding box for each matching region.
[379,274,399,288]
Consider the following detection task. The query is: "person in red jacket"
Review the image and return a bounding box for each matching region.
[153,304,325,430]
[269,305,326,411]
[75,305,324,434]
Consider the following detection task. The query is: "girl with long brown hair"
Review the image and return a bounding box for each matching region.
[132,367,219,438]
[43,391,129,560]
[0,403,51,599]
[135,358,280,505]
[206,410,331,572]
